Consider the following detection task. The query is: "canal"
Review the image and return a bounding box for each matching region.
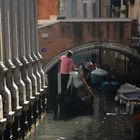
[26,90,140,140]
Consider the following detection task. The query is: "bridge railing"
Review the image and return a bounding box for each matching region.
[131,20,140,47]
[131,36,140,47]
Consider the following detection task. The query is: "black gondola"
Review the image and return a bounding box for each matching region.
[58,70,94,118]
[115,83,140,137]
[115,83,140,115]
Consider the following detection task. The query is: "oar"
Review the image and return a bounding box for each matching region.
[77,68,106,115]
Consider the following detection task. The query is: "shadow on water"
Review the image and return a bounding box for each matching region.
[27,88,140,140]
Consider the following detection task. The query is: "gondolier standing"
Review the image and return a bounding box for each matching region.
[57,51,77,119]
[59,51,76,92]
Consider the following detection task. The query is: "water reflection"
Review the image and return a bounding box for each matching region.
[26,91,140,140]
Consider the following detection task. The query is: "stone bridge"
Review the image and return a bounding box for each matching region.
[38,18,140,73]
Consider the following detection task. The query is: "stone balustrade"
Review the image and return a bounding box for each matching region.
[0,0,47,139]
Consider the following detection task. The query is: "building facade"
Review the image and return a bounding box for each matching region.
[37,0,140,22]
[100,0,111,17]
[38,0,58,20]
[60,0,100,18]
[128,0,140,34]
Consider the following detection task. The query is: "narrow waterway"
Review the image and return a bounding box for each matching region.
[26,90,140,140]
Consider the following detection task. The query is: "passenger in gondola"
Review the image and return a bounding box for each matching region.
[82,61,96,90]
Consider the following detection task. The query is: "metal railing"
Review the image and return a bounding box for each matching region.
[131,20,140,47]
[131,36,140,47]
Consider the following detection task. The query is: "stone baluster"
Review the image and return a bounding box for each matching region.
[30,0,43,94]
[0,66,13,121]
[0,0,15,139]
[18,0,31,104]
[12,0,29,111]
[30,0,46,119]
[34,0,47,90]
[24,0,36,101]
[0,95,7,140]
[0,1,7,138]
[4,0,23,119]
[1,0,15,124]
[34,0,48,117]
[24,0,36,128]
[18,0,31,137]
[11,0,30,138]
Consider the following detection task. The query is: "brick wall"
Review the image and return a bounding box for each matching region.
[38,0,58,19]
[38,20,132,65]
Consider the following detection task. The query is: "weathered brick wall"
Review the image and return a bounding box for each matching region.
[38,0,58,19]
[38,20,132,65]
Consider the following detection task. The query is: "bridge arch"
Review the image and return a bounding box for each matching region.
[43,42,140,73]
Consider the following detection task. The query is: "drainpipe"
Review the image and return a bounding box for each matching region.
[99,0,101,18]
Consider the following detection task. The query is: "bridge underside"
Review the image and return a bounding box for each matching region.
[44,42,140,73]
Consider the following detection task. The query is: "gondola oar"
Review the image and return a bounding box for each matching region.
[76,68,106,115]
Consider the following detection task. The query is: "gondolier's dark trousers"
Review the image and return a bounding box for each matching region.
[60,74,70,92]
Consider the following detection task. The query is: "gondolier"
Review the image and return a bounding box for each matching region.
[59,51,77,92]
[57,51,79,119]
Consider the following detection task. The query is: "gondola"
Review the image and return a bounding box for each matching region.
[115,83,140,133]
[115,83,140,107]
[100,73,120,97]
[58,70,94,117]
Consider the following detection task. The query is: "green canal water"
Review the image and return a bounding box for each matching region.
[26,92,140,140]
